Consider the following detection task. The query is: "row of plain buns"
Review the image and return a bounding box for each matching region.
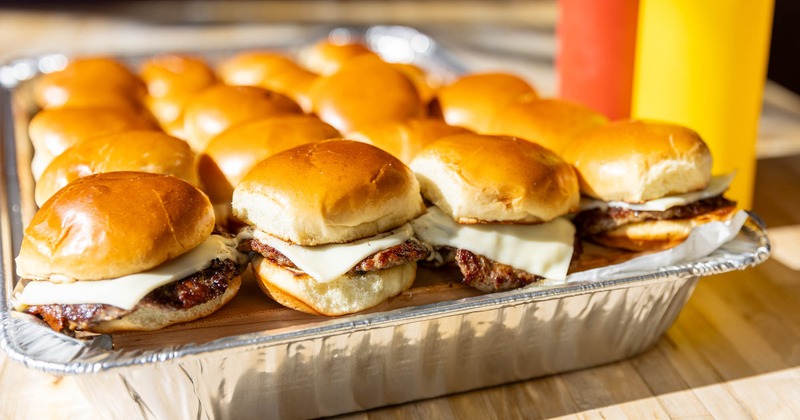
[25,37,734,256]
[27,38,614,212]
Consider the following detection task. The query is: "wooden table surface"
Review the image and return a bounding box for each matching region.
[2,7,800,419]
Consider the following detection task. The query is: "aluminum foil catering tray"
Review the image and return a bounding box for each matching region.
[0,26,771,419]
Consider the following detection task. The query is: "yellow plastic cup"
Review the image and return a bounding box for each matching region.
[632,0,774,209]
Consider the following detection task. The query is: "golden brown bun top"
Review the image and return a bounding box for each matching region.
[35,130,198,207]
[218,51,319,113]
[28,106,156,156]
[349,117,471,164]
[139,54,217,97]
[309,55,423,133]
[217,51,302,86]
[562,120,713,202]
[16,172,214,281]
[182,84,303,152]
[199,115,340,204]
[486,98,609,155]
[34,57,146,109]
[299,40,379,75]
[391,63,440,105]
[233,140,424,245]
[434,72,538,133]
[410,133,579,223]
[39,88,146,116]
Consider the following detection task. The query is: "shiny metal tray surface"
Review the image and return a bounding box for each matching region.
[0,26,771,419]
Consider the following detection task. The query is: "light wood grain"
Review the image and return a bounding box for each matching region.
[2,7,800,420]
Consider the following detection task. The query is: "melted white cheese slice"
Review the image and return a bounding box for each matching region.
[15,235,240,310]
[251,224,413,283]
[409,207,575,281]
[579,173,735,212]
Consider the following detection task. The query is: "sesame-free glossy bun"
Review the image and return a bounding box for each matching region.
[434,72,538,133]
[391,63,440,106]
[35,130,197,206]
[16,172,214,282]
[299,39,379,75]
[199,115,340,204]
[217,51,319,112]
[486,98,608,154]
[28,107,156,180]
[42,88,146,116]
[182,84,302,152]
[562,120,713,203]
[233,140,425,245]
[218,52,300,86]
[410,133,579,224]
[139,54,217,98]
[252,256,415,316]
[309,55,423,133]
[139,54,217,130]
[349,117,470,164]
[34,57,146,109]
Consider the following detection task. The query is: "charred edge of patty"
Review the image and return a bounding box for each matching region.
[23,258,240,333]
[572,194,737,236]
[455,249,544,293]
[239,238,430,275]
[434,234,582,293]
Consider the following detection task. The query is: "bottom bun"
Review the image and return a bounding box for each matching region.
[252,256,416,316]
[89,275,242,333]
[592,206,738,252]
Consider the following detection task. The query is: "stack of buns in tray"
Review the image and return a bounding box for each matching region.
[12,37,739,334]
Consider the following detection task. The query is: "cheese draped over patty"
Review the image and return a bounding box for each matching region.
[14,235,241,311]
[242,224,414,283]
[409,207,575,281]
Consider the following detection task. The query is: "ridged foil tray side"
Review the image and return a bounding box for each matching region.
[66,276,696,419]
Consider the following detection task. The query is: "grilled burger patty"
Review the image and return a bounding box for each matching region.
[24,258,240,333]
[240,238,430,274]
[456,249,543,292]
[433,238,582,293]
[572,195,737,236]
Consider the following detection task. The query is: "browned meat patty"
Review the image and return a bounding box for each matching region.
[456,249,544,293]
[572,195,736,236]
[24,258,239,333]
[240,238,430,274]
[450,235,581,293]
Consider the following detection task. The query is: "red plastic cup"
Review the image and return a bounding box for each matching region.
[557,0,640,120]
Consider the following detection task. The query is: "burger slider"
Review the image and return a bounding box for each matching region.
[409,133,580,292]
[35,129,198,207]
[14,172,244,334]
[298,39,378,76]
[349,117,470,164]
[34,56,147,110]
[233,140,429,316]
[218,51,319,113]
[182,84,302,153]
[138,54,217,136]
[562,120,738,252]
[485,97,608,155]
[28,106,155,181]
[308,55,423,134]
[433,72,538,134]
